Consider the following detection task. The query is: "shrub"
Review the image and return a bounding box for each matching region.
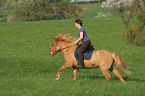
[6,0,62,8]
[102,0,145,46]
[11,0,81,21]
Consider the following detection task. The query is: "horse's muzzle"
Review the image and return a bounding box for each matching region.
[49,52,54,56]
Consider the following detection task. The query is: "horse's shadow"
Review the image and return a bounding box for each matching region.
[79,75,145,82]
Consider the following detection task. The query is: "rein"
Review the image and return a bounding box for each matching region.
[56,44,74,53]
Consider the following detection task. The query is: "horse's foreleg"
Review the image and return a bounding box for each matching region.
[56,65,66,80]
[72,68,78,80]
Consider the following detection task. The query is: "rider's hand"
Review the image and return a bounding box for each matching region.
[75,41,78,44]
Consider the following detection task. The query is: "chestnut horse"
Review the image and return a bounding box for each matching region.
[50,34,131,82]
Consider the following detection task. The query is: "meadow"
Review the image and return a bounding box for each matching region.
[0,5,145,96]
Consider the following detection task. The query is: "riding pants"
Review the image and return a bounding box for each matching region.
[78,40,91,66]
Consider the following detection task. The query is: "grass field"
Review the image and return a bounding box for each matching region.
[0,5,145,96]
[0,17,145,96]
[81,5,112,18]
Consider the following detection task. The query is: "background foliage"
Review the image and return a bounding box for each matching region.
[8,0,81,21]
[102,0,145,46]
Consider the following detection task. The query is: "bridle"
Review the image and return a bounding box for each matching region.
[51,43,74,54]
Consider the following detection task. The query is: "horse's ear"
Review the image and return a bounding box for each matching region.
[53,36,59,41]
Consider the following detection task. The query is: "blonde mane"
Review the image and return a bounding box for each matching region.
[53,34,77,43]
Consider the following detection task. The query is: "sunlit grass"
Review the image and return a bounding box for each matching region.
[0,17,145,96]
[81,5,112,18]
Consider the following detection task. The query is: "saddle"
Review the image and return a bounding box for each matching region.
[74,44,95,60]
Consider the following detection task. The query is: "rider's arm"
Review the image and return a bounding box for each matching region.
[75,32,83,44]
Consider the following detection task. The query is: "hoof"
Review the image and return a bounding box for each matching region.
[56,76,60,80]
[73,77,76,80]
[122,81,126,83]
[121,80,126,83]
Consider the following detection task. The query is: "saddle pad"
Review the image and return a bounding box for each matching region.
[74,47,95,60]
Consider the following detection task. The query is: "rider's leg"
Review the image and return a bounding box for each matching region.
[75,40,91,68]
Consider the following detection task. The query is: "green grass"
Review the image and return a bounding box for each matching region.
[0,17,145,96]
[81,5,112,18]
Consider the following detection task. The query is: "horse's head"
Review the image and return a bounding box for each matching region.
[50,34,77,56]
[49,36,61,56]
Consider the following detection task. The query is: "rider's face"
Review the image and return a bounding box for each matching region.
[75,23,79,28]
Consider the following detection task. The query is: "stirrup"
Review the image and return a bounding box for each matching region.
[74,65,84,69]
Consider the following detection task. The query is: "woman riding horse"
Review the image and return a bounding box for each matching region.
[49,19,131,82]
[74,19,91,68]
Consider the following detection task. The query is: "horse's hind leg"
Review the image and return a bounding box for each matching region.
[100,67,111,81]
[112,68,125,82]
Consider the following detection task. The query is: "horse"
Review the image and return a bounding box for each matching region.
[49,34,131,82]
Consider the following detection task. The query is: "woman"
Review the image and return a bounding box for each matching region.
[74,19,91,68]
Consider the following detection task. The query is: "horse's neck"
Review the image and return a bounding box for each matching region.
[60,43,77,55]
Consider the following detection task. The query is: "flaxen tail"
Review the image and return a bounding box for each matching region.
[112,53,131,75]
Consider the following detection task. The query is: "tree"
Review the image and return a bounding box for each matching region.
[0,0,7,8]
[102,0,145,46]
[0,0,6,6]
[99,0,101,3]
[74,0,78,5]
[0,0,7,22]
